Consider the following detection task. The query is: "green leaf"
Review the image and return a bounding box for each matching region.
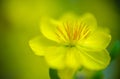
[49,68,60,79]
[91,71,103,79]
[110,40,120,60]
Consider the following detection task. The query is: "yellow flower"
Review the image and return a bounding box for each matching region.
[29,13,111,70]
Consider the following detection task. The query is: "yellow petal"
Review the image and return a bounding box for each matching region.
[80,29,111,50]
[29,36,58,56]
[79,49,111,70]
[44,46,67,69]
[80,13,97,32]
[65,48,81,69]
[45,47,82,69]
[40,17,59,42]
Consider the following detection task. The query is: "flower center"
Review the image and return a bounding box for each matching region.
[55,21,91,46]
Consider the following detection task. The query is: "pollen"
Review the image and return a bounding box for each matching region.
[55,21,91,45]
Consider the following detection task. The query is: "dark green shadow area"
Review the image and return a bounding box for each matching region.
[110,40,120,60]
[49,68,60,79]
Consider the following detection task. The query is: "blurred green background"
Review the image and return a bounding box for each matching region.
[0,0,120,79]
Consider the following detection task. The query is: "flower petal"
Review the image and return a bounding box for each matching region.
[45,47,82,69]
[80,29,111,50]
[40,17,59,42]
[79,49,111,70]
[44,46,67,69]
[65,48,82,69]
[80,13,97,32]
[29,36,58,56]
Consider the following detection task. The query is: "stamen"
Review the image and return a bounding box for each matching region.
[73,22,79,40]
[57,26,67,41]
[64,22,71,40]
[77,22,84,40]
[55,21,90,44]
